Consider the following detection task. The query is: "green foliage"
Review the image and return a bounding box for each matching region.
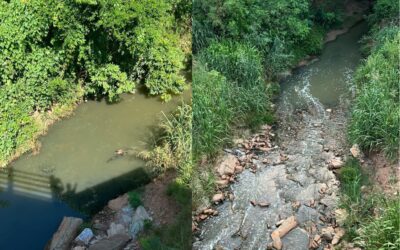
[356,198,400,250]
[349,28,400,160]
[368,0,400,25]
[139,104,192,186]
[193,0,321,75]
[128,191,142,209]
[198,41,264,87]
[193,61,273,159]
[192,64,234,158]
[86,64,134,102]
[0,0,188,165]
[311,0,344,29]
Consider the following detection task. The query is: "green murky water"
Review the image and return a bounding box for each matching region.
[0,90,190,249]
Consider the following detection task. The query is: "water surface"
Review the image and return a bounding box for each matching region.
[0,90,189,250]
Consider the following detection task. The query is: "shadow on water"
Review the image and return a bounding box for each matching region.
[0,166,151,250]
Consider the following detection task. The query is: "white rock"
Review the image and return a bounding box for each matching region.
[350,144,361,158]
[75,228,94,245]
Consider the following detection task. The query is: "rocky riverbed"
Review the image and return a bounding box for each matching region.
[193,105,352,249]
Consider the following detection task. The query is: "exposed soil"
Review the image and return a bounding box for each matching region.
[142,170,181,226]
[362,152,400,194]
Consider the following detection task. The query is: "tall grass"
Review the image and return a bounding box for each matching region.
[356,198,400,250]
[349,29,400,160]
[139,103,192,186]
[192,64,234,159]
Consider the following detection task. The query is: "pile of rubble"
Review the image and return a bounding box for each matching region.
[47,194,151,250]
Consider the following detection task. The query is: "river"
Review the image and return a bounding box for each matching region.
[0,90,189,250]
[193,22,367,250]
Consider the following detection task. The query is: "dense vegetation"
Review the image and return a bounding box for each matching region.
[0,0,189,167]
[349,0,399,160]
[192,0,343,206]
[341,1,400,249]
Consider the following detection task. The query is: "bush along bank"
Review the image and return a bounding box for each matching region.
[0,0,189,167]
[339,0,400,248]
[191,0,353,211]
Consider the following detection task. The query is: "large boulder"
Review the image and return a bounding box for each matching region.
[88,234,131,250]
[46,217,83,250]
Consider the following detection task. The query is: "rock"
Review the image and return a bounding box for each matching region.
[203,208,215,215]
[335,209,348,226]
[107,223,126,237]
[217,154,238,176]
[129,206,151,238]
[330,157,344,169]
[108,194,129,211]
[332,228,345,245]
[234,165,244,173]
[258,201,270,208]
[47,217,83,250]
[72,246,86,250]
[281,227,309,250]
[215,179,229,187]
[88,234,130,250]
[93,223,107,232]
[75,228,94,245]
[321,226,335,241]
[350,144,361,158]
[199,214,208,220]
[296,205,319,226]
[212,193,224,203]
[271,216,298,250]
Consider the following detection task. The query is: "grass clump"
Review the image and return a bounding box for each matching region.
[128,191,142,209]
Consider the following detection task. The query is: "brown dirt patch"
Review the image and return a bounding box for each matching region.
[366,152,400,194]
[142,170,181,226]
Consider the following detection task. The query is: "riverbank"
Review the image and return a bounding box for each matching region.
[0,88,83,168]
[46,169,190,250]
